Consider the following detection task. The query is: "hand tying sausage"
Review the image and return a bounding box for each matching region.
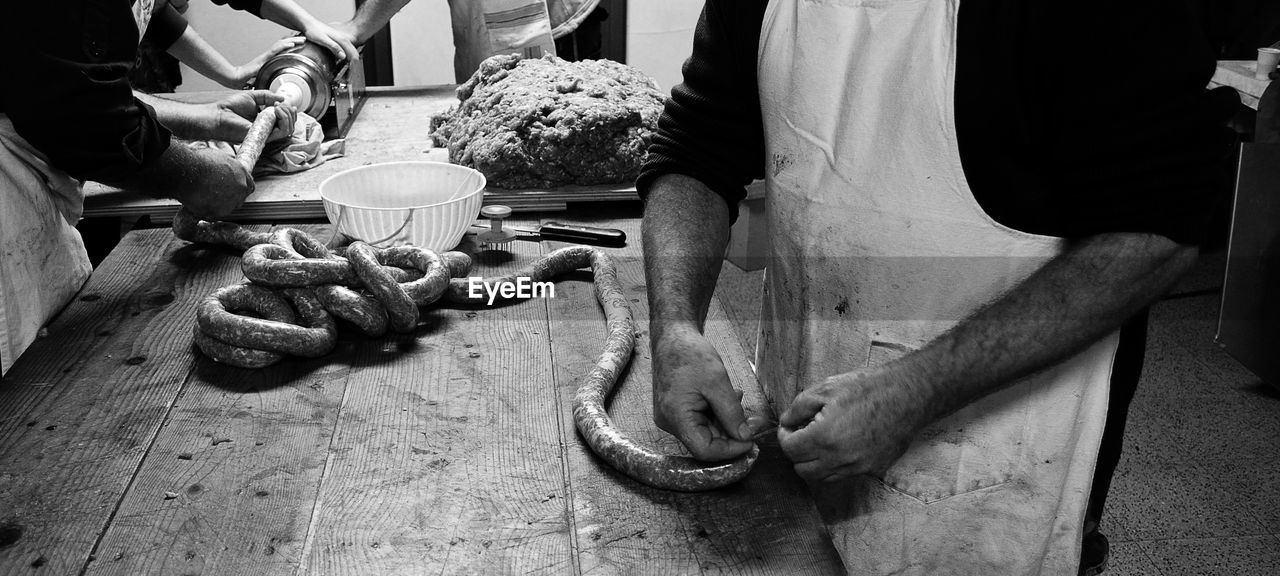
[447,246,758,491]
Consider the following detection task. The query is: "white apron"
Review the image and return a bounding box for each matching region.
[446,0,600,82]
[0,118,91,376]
[0,0,155,375]
[755,1,1117,573]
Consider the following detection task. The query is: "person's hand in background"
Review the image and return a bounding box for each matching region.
[301,20,360,63]
[228,36,306,88]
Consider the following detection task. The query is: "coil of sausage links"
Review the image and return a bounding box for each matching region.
[194,284,338,368]
[177,215,478,364]
[445,246,759,491]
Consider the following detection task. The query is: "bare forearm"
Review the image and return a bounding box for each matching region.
[111,144,253,220]
[642,174,734,339]
[900,232,1198,424]
[346,0,413,43]
[135,92,213,140]
[167,27,239,88]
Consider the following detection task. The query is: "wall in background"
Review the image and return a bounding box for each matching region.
[388,2,456,85]
[387,0,697,90]
[625,0,700,92]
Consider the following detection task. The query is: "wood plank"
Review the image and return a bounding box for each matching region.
[83,225,356,575]
[298,219,576,574]
[0,229,250,574]
[542,215,844,574]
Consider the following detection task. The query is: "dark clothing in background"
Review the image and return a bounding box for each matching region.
[2,0,273,183]
[1189,0,1280,59]
[129,38,183,93]
[555,6,607,61]
[149,0,266,50]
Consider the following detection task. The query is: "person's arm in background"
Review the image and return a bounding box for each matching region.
[168,28,304,88]
[6,3,294,220]
[150,2,304,89]
[209,0,359,62]
[639,0,770,461]
[257,0,360,62]
[330,0,413,46]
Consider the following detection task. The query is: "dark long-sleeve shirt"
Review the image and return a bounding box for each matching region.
[1,1,269,185]
[148,0,267,50]
[3,1,172,185]
[637,0,1241,245]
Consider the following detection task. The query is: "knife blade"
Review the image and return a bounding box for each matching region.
[472,222,627,247]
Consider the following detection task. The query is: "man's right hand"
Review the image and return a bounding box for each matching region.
[652,324,759,461]
[204,90,290,142]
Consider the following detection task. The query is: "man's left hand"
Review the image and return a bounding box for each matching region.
[777,367,926,483]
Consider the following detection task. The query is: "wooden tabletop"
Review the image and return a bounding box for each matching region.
[0,209,842,575]
[82,86,638,220]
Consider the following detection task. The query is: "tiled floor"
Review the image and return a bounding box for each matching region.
[713,248,1280,575]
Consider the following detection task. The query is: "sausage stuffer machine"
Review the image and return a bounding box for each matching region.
[236,41,367,171]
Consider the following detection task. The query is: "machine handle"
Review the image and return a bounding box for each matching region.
[235,106,279,174]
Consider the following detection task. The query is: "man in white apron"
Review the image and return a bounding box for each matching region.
[1,1,295,376]
[639,1,1233,574]
[333,0,602,82]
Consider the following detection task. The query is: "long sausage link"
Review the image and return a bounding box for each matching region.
[196,284,336,359]
[242,243,360,287]
[192,284,295,368]
[571,250,758,491]
[443,246,759,490]
[442,245,597,304]
[193,327,286,369]
[173,208,273,250]
[346,242,419,333]
[314,285,389,337]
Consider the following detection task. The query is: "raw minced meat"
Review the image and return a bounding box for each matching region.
[430,54,667,189]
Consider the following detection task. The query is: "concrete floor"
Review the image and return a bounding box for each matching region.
[713,248,1280,576]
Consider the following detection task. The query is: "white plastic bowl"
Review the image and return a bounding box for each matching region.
[319,161,487,252]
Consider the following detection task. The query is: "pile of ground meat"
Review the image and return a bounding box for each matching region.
[430,54,667,189]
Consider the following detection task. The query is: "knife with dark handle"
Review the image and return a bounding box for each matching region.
[532,222,627,247]
[471,222,627,247]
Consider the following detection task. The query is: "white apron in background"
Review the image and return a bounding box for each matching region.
[0,117,91,376]
[755,1,1117,574]
[447,0,600,82]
